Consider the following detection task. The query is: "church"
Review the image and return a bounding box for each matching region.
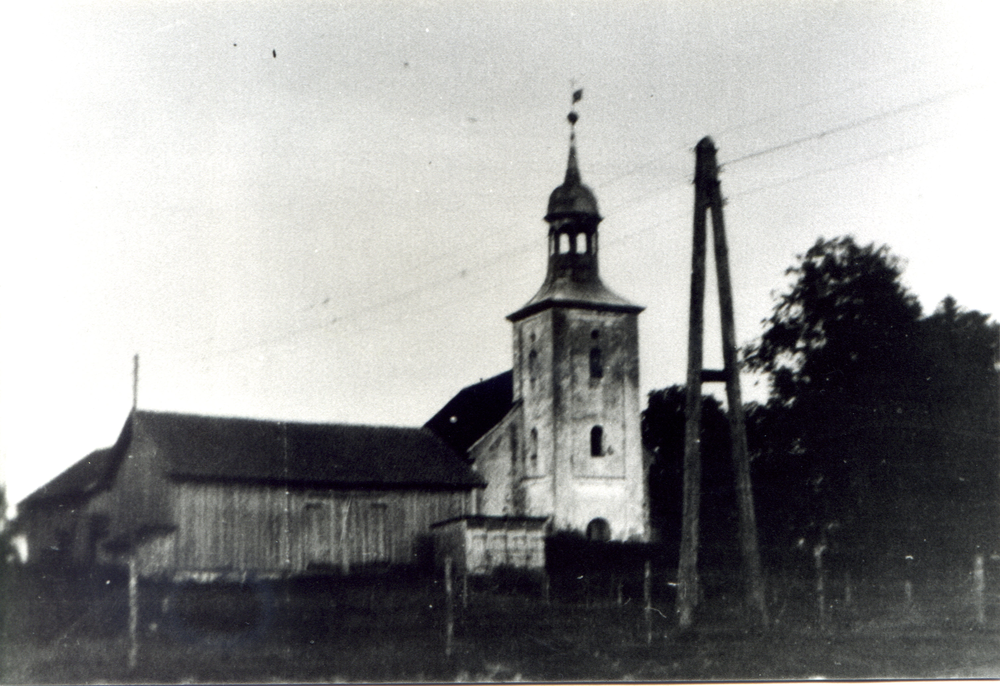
[15,114,650,580]
[427,123,649,543]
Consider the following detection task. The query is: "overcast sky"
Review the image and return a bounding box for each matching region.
[2,1,997,508]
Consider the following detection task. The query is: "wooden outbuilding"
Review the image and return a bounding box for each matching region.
[17,409,483,580]
[431,515,547,575]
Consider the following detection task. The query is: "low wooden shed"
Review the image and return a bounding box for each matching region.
[431,515,547,575]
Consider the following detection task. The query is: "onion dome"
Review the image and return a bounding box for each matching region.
[545,142,601,221]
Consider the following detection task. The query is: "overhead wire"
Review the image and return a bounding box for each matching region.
[726,136,946,202]
[298,81,971,338]
[183,82,971,367]
[722,87,972,167]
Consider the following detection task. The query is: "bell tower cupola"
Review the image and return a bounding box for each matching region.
[545,121,602,285]
[509,97,641,323]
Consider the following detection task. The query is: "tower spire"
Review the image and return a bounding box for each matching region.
[565,88,583,183]
[509,93,642,322]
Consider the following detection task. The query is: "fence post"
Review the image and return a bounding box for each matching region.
[543,571,551,606]
[904,555,914,609]
[813,541,826,628]
[644,560,652,646]
[462,568,469,610]
[973,554,986,627]
[444,556,454,657]
[128,555,138,671]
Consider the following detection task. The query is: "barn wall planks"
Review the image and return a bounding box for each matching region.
[136,482,473,578]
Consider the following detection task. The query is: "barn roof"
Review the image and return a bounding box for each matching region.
[20,410,482,510]
[424,370,514,454]
[139,411,483,489]
[18,417,133,510]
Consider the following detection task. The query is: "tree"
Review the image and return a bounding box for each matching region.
[909,297,1000,560]
[745,236,999,570]
[744,237,922,561]
[642,386,738,567]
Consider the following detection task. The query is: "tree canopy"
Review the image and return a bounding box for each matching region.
[642,386,738,566]
[741,236,999,570]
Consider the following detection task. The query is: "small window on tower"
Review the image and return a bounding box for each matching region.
[559,233,571,254]
[528,349,538,389]
[590,347,603,379]
[590,425,603,457]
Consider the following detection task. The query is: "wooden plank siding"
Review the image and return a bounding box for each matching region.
[136,481,474,579]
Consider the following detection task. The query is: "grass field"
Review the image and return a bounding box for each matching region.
[3,565,999,683]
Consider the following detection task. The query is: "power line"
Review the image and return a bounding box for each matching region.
[296,83,972,332]
[722,87,972,167]
[726,136,945,201]
[188,87,976,366]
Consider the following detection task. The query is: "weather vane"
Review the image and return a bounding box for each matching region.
[568,86,583,139]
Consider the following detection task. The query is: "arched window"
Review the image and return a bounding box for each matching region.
[590,425,603,457]
[586,518,611,542]
[589,347,603,379]
[529,427,538,472]
[528,349,538,389]
[559,233,571,254]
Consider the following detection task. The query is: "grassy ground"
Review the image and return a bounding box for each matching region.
[3,567,999,683]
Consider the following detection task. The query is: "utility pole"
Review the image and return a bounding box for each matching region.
[132,353,139,411]
[677,137,768,629]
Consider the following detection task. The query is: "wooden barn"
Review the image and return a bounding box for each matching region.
[16,409,484,580]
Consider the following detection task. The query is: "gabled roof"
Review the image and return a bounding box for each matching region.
[20,410,482,511]
[139,411,483,489]
[19,416,132,510]
[425,371,514,454]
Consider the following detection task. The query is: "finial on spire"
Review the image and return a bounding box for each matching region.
[568,86,583,138]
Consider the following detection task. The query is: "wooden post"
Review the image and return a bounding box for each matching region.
[128,555,138,670]
[444,556,454,657]
[132,354,139,411]
[813,540,826,628]
[644,560,653,645]
[543,572,551,606]
[903,555,914,609]
[973,554,986,626]
[677,140,710,630]
[462,569,469,610]
[703,137,768,627]
[339,500,350,576]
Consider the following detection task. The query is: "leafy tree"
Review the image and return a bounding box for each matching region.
[909,297,1000,560]
[642,386,738,566]
[744,237,922,562]
[745,236,999,570]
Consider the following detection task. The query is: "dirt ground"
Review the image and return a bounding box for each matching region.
[3,568,999,683]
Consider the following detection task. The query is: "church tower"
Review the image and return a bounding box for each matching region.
[506,108,648,541]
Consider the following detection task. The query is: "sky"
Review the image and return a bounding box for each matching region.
[2,0,997,510]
